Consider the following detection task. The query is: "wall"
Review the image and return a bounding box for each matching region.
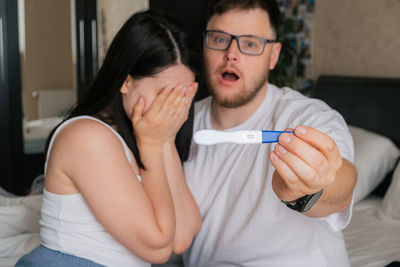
[97,0,149,65]
[22,0,74,121]
[20,0,150,121]
[313,0,400,80]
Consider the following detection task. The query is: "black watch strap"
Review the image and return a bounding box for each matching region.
[281,189,323,213]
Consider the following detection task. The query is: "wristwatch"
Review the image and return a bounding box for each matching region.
[281,189,323,213]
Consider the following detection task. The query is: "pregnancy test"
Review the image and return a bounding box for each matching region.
[194,130,294,145]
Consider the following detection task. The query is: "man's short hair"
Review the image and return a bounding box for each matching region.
[206,0,281,38]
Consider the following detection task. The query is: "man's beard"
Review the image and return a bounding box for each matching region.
[207,71,269,108]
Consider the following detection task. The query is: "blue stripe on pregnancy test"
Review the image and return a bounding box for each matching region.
[262,131,294,143]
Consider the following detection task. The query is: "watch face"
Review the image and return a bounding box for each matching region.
[303,195,319,212]
[303,190,323,212]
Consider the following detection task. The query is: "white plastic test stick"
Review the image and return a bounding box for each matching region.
[194,130,294,145]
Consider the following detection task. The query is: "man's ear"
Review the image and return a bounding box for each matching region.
[120,74,133,94]
[269,42,282,70]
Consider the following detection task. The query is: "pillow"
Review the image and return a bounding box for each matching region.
[348,125,400,203]
[382,162,400,219]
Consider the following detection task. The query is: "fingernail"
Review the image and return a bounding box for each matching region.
[297,126,307,135]
[281,134,291,144]
[276,144,287,154]
[270,152,278,161]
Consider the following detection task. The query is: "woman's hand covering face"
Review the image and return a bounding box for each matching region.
[132,82,198,145]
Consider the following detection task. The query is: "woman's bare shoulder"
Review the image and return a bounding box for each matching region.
[52,118,120,148]
[48,118,130,173]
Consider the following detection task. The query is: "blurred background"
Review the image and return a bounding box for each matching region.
[0,0,399,194]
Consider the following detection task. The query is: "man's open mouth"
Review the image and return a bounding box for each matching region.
[221,71,239,81]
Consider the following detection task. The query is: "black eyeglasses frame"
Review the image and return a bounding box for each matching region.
[204,30,277,56]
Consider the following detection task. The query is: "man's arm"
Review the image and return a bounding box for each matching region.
[270,125,357,217]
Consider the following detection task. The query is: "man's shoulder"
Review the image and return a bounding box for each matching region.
[194,95,212,114]
[271,84,331,111]
[271,83,309,100]
[268,83,347,131]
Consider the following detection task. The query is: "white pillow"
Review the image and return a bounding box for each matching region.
[348,125,400,203]
[382,162,400,219]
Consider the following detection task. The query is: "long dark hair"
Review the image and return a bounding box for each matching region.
[46,10,202,169]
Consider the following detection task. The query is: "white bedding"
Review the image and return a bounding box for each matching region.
[1,193,399,267]
[343,197,400,267]
[0,194,42,267]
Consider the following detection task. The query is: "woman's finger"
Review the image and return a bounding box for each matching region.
[146,85,173,117]
[173,93,190,124]
[132,97,144,125]
[184,82,198,106]
[159,85,185,119]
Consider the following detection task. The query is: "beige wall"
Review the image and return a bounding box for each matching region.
[21,0,149,121]
[97,0,149,64]
[313,0,400,80]
[22,0,74,121]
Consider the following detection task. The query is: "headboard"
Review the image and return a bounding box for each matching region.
[312,75,400,197]
[312,75,400,149]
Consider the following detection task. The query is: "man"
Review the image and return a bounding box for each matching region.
[182,0,357,266]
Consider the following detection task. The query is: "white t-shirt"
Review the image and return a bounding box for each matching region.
[183,84,354,267]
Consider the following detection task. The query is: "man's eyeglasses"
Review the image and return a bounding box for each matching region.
[204,30,277,56]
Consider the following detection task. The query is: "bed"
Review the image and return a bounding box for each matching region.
[313,75,400,267]
[1,75,400,267]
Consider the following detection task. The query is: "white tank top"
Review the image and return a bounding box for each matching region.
[40,116,148,267]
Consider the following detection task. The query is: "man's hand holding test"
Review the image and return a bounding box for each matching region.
[270,125,357,217]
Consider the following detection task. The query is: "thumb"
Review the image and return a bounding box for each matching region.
[132,97,144,125]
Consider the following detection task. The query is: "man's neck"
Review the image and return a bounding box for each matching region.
[210,86,267,130]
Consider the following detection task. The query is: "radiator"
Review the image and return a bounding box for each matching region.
[34,89,75,119]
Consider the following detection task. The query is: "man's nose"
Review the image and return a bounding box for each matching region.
[224,39,240,62]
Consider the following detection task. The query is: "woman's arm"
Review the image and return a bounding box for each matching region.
[163,141,202,254]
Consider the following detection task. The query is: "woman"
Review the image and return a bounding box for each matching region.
[16,10,202,267]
